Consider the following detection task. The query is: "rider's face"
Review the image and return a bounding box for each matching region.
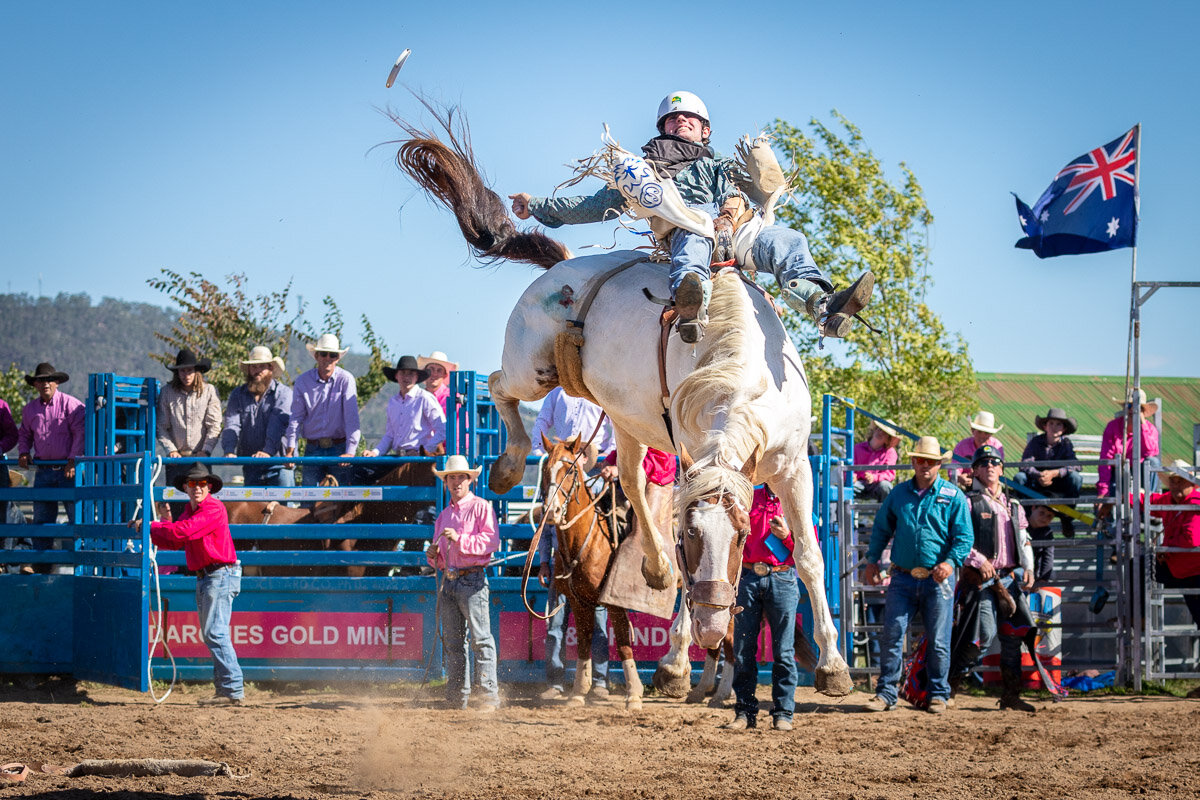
[662,112,709,143]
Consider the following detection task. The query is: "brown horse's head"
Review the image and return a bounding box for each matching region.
[676,446,757,649]
[538,434,593,528]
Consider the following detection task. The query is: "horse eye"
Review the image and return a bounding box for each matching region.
[686,526,699,538]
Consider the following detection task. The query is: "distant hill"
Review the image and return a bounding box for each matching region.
[0,293,537,452]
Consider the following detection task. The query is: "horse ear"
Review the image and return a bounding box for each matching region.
[566,433,582,451]
[540,432,555,453]
[740,448,759,481]
[678,443,695,472]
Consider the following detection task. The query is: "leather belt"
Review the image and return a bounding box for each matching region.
[444,566,485,581]
[198,562,235,577]
[307,437,346,449]
[890,565,932,579]
[393,448,421,456]
[745,562,792,577]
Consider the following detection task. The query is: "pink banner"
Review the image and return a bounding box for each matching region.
[149,611,424,660]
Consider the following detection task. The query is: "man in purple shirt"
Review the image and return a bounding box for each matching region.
[283,334,361,490]
[17,363,85,565]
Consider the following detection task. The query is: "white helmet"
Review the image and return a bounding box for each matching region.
[656,91,710,133]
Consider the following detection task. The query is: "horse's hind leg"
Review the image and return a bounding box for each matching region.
[608,607,643,711]
[487,369,532,494]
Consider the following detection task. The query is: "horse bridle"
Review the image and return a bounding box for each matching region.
[676,490,749,615]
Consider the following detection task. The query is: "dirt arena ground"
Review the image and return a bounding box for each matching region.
[1,678,1198,800]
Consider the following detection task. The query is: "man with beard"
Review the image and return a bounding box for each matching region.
[220,346,294,488]
[509,90,873,343]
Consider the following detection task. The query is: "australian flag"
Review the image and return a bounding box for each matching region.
[1014,125,1139,258]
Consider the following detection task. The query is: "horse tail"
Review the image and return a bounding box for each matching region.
[388,108,571,269]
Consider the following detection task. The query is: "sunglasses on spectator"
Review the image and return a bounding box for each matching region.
[316,351,339,359]
[979,458,1003,467]
[185,479,211,488]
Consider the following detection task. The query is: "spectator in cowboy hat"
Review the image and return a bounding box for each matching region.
[950,411,1005,488]
[1148,460,1200,633]
[156,348,223,493]
[863,435,972,714]
[425,455,501,711]
[283,334,361,490]
[364,355,445,461]
[16,362,85,568]
[142,462,244,706]
[418,351,460,417]
[853,418,902,503]
[1016,407,1083,546]
[1097,388,1161,498]
[220,346,294,488]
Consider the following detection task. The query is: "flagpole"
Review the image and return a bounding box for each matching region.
[1127,123,1142,686]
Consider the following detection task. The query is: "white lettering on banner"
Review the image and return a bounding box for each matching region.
[162,486,384,501]
[346,626,408,647]
[269,625,344,646]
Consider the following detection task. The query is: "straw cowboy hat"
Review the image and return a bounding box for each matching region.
[432,454,482,480]
[1158,458,1199,486]
[241,345,286,375]
[166,348,212,373]
[305,333,349,358]
[1113,387,1159,416]
[868,418,902,446]
[1035,407,1078,436]
[417,350,459,372]
[383,355,428,383]
[906,436,951,462]
[24,362,69,385]
[171,462,224,493]
[969,411,1003,434]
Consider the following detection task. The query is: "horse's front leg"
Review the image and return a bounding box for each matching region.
[608,607,643,711]
[612,426,673,590]
[686,649,718,704]
[709,625,735,707]
[652,599,693,697]
[487,369,532,494]
[771,465,854,697]
[568,602,594,706]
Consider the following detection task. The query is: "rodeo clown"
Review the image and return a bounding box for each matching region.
[510,91,874,343]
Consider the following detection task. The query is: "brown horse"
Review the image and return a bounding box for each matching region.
[537,435,645,711]
[225,476,342,576]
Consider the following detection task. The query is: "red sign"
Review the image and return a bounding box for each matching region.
[149,611,424,660]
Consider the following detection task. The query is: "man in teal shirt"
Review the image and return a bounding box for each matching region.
[863,436,973,713]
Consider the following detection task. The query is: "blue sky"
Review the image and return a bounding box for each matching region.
[3,1,1197,380]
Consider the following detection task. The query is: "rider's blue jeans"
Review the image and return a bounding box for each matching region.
[668,214,828,294]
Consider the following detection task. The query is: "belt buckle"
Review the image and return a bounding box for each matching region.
[317,437,333,448]
[445,569,459,581]
[910,566,931,579]
[752,562,770,577]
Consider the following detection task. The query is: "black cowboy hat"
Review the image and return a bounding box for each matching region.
[24,362,69,386]
[166,348,212,373]
[171,462,224,493]
[1035,407,1078,436]
[382,355,429,383]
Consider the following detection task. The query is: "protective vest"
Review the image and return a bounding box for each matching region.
[968,490,999,560]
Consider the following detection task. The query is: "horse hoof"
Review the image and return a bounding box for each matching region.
[707,694,730,709]
[814,665,855,697]
[625,698,643,712]
[566,694,586,707]
[652,668,691,698]
[640,555,674,591]
[487,453,523,495]
[684,689,706,704]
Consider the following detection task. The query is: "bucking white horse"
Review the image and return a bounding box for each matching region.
[391,116,854,697]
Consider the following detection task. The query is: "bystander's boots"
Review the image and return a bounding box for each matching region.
[999,668,1035,712]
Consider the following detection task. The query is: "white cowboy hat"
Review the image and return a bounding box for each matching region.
[305,333,349,359]
[242,345,286,375]
[417,350,459,372]
[1158,458,1199,486]
[868,418,902,445]
[432,454,482,480]
[969,411,1003,434]
[1112,387,1159,415]
[906,436,951,462]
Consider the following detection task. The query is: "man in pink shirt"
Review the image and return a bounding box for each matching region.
[426,455,501,711]
[17,363,85,566]
[146,462,244,706]
[724,485,801,732]
[1097,389,1161,498]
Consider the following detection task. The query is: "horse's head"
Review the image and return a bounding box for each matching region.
[538,433,593,528]
[677,447,757,650]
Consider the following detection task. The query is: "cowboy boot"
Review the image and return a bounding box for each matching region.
[999,666,1035,713]
[782,272,875,338]
[675,273,712,344]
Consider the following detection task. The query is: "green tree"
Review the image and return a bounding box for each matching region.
[0,362,33,422]
[769,112,976,443]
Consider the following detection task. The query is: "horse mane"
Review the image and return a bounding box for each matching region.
[672,270,769,512]
[384,103,571,269]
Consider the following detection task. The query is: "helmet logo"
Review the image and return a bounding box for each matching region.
[671,95,683,104]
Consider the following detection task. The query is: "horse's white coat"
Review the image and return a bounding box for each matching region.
[488,251,851,693]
